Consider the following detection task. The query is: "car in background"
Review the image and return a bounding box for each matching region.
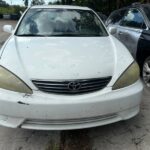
[106,3,150,87]
[0,5,143,130]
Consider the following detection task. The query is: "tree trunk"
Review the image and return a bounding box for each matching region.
[62,0,65,4]
[116,0,120,9]
[24,0,28,6]
[116,0,126,9]
[66,0,72,4]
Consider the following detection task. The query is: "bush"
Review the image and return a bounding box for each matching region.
[0,7,14,14]
[14,6,26,14]
[0,6,26,15]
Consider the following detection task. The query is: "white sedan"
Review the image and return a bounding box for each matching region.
[0,5,143,130]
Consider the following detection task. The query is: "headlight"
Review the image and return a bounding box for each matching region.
[0,66,32,94]
[112,62,140,90]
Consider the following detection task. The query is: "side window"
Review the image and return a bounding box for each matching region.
[106,9,127,26]
[120,9,146,29]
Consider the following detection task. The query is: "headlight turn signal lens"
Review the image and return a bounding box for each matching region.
[112,62,140,90]
[0,66,33,94]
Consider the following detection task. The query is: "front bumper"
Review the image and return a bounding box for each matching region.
[0,80,143,130]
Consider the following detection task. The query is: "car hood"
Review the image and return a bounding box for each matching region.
[0,36,133,86]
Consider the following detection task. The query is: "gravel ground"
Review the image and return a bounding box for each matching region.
[0,20,150,150]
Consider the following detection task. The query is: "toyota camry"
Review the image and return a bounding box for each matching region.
[0,5,143,130]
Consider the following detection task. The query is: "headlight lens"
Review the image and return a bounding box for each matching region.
[0,66,32,94]
[112,62,140,90]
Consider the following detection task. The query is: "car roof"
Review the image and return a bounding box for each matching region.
[30,5,91,10]
[117,3,150,10]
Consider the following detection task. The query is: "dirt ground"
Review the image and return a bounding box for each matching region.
[0,20,150,150]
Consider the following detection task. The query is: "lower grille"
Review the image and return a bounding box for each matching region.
[24,114,117,125]
[32,77,112,95]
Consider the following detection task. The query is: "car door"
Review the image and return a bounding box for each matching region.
[106,8,128,39]
[117,8,147,58]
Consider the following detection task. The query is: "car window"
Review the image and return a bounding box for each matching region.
[120,9,146,29]
[143,5,150,23]
[106,9,127,26]
[16,8,108,37]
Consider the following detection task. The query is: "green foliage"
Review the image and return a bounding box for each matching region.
[0,6,26,14]
[0,7,14,14]
[23,0,29,7]
[72,0,115,15]
[31,0,45,5]
[59,0,150,15]
[0,0,9,6]
[48,1,61,5]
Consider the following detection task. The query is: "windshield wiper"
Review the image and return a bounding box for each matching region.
[16,33,101,37]
[50,33,100,37]
[49,33,80,37]
[16,34,47,37]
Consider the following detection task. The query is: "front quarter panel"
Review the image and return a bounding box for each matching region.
[137,29,150,67]
[107,35,134,86]
[0,36,37,90]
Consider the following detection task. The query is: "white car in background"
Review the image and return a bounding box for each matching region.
[0,5,143,130]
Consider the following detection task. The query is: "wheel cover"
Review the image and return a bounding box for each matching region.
[143,60,150,87]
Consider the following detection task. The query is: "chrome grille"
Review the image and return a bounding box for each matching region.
[32,77,112,95]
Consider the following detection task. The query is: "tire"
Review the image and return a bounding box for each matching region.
[142,56,150,87]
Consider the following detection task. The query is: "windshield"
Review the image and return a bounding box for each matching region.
[15,8,108,37]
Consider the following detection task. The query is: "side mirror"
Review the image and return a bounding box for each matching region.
[3,25,13,34]
[108,27,117,35]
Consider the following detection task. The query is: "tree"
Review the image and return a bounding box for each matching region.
[62,0,65,4]
[48,1,61,5]
[58,0,150,15]
[61,0,73,4]
[31,0,45,5]
[23,0,29,6]
[0,0,9,6]
[66,0,72,4]
[116,0,126,9]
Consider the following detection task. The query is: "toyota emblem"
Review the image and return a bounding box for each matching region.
[68,81,81,91]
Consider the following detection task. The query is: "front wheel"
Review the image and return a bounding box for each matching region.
[142,56,150,87]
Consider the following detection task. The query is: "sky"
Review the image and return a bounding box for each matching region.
[4,0,56,6]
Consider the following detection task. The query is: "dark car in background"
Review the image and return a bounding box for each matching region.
[106,3,150,87]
